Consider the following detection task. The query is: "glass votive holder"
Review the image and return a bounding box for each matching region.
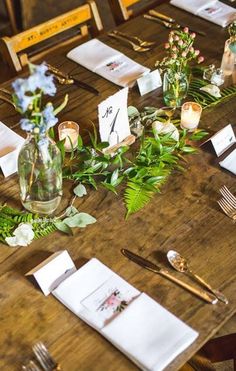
[180,102,202,132]
[210,68,224,86]
[58,121,79,152]
[203,64,215,81]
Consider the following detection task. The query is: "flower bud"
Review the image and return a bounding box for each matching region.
[184,27,189,33]
[174,35,179,41]
[178,40,183,46]
[164,43,170,49]
[172,45,177,51]
[182,51,187,57]
[198,56,204,63]
[195,50,200,56]
[190,47,194,53]
[169,37,173,43]
[172,54,177,59]
[34,127,40,134]
[191,32,196,38]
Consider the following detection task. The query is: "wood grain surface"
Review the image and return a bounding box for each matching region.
[0,3,235,371]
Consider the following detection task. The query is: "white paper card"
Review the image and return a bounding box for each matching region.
[98,87,130,147]
[219,148,236,175]
[67,39,150,87]
[210,124,236,157]
[26,250,76,296]
[0,121,25,177]
[137,69,162,96]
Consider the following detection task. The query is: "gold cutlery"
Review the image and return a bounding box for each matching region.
[121,249,218,304]
[46,64,99,96]
[107,32,151,52]
[217,197,236,220]
[22,360,41,371]
[112,30,156,47]
[32,341,61,371]
[144,13,206,37]
[220,185,236,206]
[0,88,15,107]
[167,250,228,304]
[149,9,175,23]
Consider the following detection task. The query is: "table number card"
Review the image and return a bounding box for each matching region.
[210,124,236,157]
[137,69,162,96]
[0,121,25,177]
[98,87,130,147]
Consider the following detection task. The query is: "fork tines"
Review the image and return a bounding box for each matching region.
[220,185,236,207]
[32,342,60,371]
[22,360,41,371]
[218,197,236,220]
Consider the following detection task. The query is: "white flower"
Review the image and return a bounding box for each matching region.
[152,120,179,141]
[5,223,34,247]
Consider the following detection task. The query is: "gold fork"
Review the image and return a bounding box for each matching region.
[217,198,236,220]
[107,32,150,52]
[112,30,156,47]
[219,185,236,207]
[32,342,61,371]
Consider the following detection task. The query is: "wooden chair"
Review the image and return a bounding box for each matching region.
[108,0,167,25]
[4,0,18,34]
[0,0,103,73]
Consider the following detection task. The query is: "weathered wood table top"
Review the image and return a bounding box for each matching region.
[0,2,235,370]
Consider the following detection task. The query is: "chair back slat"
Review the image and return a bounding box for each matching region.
[0,0,103,73]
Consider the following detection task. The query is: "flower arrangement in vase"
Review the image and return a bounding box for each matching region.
[156,27,204,107]
[13,63,68,215]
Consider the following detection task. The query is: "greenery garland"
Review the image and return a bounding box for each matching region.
[63,107,208,219]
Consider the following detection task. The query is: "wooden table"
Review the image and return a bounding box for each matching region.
[0,3,235,370]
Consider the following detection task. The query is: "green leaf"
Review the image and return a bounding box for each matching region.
[65,206,79,216]
[73,183,87,197]
[63,213,96,228]
[101,182,118,194]
[54,221,73,235]
[124,181,157,219]
[181,146,197,153]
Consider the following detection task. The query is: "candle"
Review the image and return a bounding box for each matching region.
[58,121,79,152]
[180,102,202,131]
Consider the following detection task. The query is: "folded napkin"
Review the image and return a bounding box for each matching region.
[170,0,236,27]
[67,39,150,87]
[53,258,198,371]
[0,122,24,177]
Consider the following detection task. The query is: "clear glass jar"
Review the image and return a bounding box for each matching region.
[163,70,189,107]
[18,132,62,215]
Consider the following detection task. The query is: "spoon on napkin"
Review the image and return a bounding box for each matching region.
[167,250,228,304]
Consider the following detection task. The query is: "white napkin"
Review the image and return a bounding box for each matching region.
[67,39,150,87]
[53,258,198,371]
[170,0,236,27]
[0,122,25,177]
[219,148,236,175]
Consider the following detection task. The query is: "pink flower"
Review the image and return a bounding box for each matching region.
[184,27,189,33]
[164,43,170,49]
[172,54,177,59]
[178,40,183,46]
[195,50,200,56]
[172,45,177,51]
[190,32,196,38]
[174,35,179,41]
[182,51,187,57]
[190,47,194,53]
[198,56,204,63]
[106,294,121,307]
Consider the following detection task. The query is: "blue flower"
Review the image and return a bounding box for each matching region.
[42,104,58,130]
[20,119,35,132]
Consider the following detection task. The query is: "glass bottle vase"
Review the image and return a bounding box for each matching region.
[18,132,62,215]
[163,70,189,107]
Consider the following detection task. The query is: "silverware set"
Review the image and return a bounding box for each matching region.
[107,31,155,52]
[144,10,206,37]
[218,185,236,220]
[22,342,61,371]
[0,87,15,107]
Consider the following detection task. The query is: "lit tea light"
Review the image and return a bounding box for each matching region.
[58,121,79,152]
[180,102,202,131]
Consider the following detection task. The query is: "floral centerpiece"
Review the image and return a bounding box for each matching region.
[156,27,204,107]
[13,63,68,215]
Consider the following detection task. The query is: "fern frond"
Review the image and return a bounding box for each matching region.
[124,181,157,219]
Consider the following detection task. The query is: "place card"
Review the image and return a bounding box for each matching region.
[26,250,76,296]
[98,87,130,147]
[137,69,162,96]
[0,122,25,177]
[219,148,236,175]
[210,124,236,157]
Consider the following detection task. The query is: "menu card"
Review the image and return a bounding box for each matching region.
[67,39,150,87]
[170,0,236,27]
[30,251,198,370]
[0,122,25,177]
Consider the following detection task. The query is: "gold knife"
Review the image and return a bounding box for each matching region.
[121,249,218,304]
[149,10,175,23]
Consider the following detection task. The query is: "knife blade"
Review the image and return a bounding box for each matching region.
[46,63,99,96]
[121,249,218,304]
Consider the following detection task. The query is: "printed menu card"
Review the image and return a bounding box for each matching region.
[67,39,150,87]
[29,251,198,371]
